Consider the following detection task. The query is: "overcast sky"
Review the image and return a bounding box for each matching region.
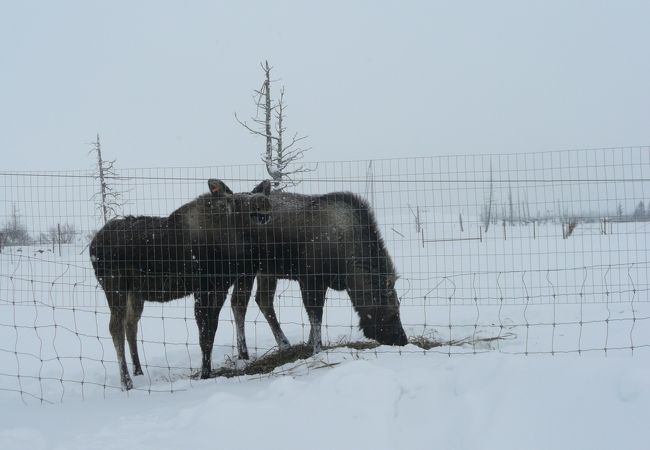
[1,1,648,171]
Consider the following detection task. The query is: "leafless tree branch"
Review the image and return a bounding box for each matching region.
[89,134,124,224]
[235,61,313,190]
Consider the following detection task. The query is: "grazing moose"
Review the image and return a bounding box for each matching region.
[230,191,408,360]
[90,179,272,389]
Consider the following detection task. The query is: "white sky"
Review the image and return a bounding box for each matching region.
[1,1,649,171]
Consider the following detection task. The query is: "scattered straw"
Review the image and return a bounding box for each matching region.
[196,332,514,379]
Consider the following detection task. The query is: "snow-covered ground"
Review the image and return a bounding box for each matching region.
[0,349,647,450]
[1,152,649,450]
[1,217,648,449]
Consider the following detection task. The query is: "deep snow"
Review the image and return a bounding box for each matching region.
[1,153,649,449]
[1,218,649,449]
[0,349,648,450]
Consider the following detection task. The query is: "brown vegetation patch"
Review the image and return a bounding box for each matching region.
[196,333,512,379]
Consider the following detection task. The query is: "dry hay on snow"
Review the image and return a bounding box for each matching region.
[197,333,514,379]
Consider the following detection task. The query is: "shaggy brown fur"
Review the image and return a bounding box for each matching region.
[231,191,408,360]
[90,179,271,389]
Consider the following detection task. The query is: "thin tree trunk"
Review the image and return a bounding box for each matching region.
[263,61,272,167]
[485,162,493,232]
[95,134,109,224]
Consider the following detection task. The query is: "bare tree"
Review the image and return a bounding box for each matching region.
[480,162,494,232]
[408,204,422,234]
[235,61,311,189]
[89,134,123,223]
[519,198,531,225]
[507,182,515,226]
[41,223,77,244]
[633,201,646,221]
[2,204,32,245]
[59,224,77,244]
[85,229,98,243]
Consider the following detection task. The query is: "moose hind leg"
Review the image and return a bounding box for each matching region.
[125,293,145,376]
[194,289,228,379]
[231,275,255,360]
[107,292,132,390]
[256,275,290,350]
[299,279,327,354]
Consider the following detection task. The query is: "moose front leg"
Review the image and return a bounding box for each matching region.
[230,275,255,360]
[194,289,228,379]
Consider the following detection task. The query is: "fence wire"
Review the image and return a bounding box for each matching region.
[1,146,649,404]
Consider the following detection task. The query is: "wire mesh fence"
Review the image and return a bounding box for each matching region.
[1,146,649,403]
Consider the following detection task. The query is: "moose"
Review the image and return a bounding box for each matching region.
[230,191,408,360]
[90,179,272,390]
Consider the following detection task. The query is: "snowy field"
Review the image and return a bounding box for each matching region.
[1,152,650,449]
[1,219,649,450]
[1,352,648,450]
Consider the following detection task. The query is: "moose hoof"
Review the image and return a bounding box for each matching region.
[238,351,250,361]
[307,337,321,355]
[133,368,144,376]
[122,376,134,391]
[200,367,212,379]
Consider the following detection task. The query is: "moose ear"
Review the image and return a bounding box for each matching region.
[208,179,233,195]
[251,180,271,196]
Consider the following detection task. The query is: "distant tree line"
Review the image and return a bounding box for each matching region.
[631,201,647,221]
[0,203,78,251]
[0,134,122,253]
[479,195,650,231]
[477,170,650,231]
[1,204,32,247]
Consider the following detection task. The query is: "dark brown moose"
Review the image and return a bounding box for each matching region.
[231,191,408,360]
[90,179,271,390]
